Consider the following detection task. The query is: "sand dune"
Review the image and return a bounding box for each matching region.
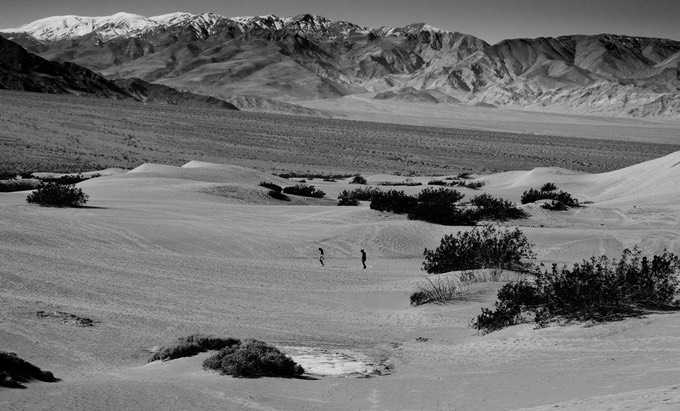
[2,157,680,409]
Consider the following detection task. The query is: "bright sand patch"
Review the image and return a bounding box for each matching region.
[2,157,680,410]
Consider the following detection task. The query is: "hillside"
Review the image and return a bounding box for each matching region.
[2,12,680,117]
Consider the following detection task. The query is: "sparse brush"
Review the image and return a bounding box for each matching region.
[471,248,680,334]
[282,184,325,198]
[0,351,59,388]
[259,181,282,192]
[410,275,465,306]
[148,334,241,362]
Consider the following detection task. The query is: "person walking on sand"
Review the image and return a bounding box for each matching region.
[319,247,325,267]
[361,249,367,269]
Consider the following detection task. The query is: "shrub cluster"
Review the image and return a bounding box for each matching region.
[422,225,536,274]
[26,183,89,207]
[282,184,325,198]
[520,186,578,207]
[259,181,290,201]
[370,189,418,213]
[471,248,680,334]
[148,335,241,362]
[39,174,89,185]
[337,186,382,206]
[369,188,526,226]
[203,339,304,378]
[378,178,422,187]
[1,351,58,388]
[259,181,282,192]
[276,172,353,180]
[350,175,367,184]
[408,188,471,225]
[0,180,40,192]
[470,193,528,221]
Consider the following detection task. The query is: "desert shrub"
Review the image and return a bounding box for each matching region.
[472,248,680,334]
[337,190,360,206]
[282,184,325,198]
[203,339,304,378]
[521,188,579,207]
[457,172,472,179]
[541,182,557,192]
[460,180,485,190]
[552,190,579,207]
[470,193,528,221]
[410,275,462,306]
[378,178,422,187]
[39,174,88,185]
[259,181,282,193]
[338,186,383,206]
[26,183,89,207]
[268,190,290,201]
[370,189,418,214]
[408,187,472,225]
[0,180,40,192]
[541,200,568,211]
[1,351,58,388]
[350,175,367,184]
[423,225,536,274]
[276,172,353,180]
[427,179,449,186]
[348,186,382,201]
[148,334,241,362]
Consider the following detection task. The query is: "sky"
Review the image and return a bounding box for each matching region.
[1,0,679,44]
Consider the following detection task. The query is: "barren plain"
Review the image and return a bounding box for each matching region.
[2,89,680,176]
[2,91,680,410]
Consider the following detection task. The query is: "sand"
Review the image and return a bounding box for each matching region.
[2,158,680,410]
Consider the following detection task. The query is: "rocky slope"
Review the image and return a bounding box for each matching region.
[0,35,241,111]
[2,12,680,118]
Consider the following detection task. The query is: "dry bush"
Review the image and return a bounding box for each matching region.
[410,275,466,306]
[203,339,304,378]
[148,334,240,362]
[1,351,59,388]
[26,183,89,207]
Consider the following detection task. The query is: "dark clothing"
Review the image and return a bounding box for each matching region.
[361,250,366,269]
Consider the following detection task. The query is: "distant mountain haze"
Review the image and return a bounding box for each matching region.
[2,12,680,118]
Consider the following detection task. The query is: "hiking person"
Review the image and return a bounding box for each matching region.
[319,247,325,266]
[361,249,366,269]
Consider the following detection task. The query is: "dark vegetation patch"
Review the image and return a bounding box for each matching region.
[470,248,680,334]
[203,339,305,378]
[0,351,59,389]
[369,188,526,225]
[0,180,40,192]
[282,184,326,198]
[148,334,241,362]
[337,186,383,206]
[521,185,579,208]
[350,175,367,184]
[378,179,422,187]
[259,181,291,201]
[36,310,96,327]
[26,183,89,207]
[148,335,304,379]
[422,225,536,274]
[276,172,354,180]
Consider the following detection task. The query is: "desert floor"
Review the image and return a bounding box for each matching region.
[2,148,680,409]
[2,89,680,176]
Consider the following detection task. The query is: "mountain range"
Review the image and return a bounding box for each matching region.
[2,12,680,118]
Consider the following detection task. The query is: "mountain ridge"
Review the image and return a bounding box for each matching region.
[2,12,680,118]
